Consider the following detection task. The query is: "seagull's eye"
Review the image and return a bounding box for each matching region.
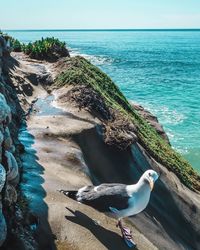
[148,173,151,177]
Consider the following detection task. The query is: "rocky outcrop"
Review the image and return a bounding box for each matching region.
[0,35,37,249]
[0,93,18,247]
[0,38,17,247]
[0,164,6,246]
[132,103,170,144]
[55,86,200,250]
[0,39,14,247]
[52,56,200,250]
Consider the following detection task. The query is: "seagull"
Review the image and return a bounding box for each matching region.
[59,169,159,248]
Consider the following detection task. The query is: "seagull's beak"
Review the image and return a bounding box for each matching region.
[148,178,154,191]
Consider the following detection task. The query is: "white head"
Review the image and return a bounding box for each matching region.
[141,170,159,191]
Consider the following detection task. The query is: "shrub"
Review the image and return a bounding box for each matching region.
[0,34,70,61]
[10,38,23,52]
[23,37,70,61]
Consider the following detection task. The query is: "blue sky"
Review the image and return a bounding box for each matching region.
[1,0,200,29]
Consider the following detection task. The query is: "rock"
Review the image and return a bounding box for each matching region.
[4,184,18,206]
[3,127,14,152]
[5,151,19,186]
[132,103,170,144]
[0,35,26,249]
[17,143,25,154]
[0,164,6,192]
[0,131,3,162]
[0,36,6,49]
[0,93,11,124]
[0,129,3,144]
[102,111,138,150]
[0,204,7,247]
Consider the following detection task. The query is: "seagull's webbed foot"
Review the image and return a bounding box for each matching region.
[117,219,136,248]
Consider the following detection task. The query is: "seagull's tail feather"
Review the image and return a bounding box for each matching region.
[58,189,78,200]
[109,206,119,214]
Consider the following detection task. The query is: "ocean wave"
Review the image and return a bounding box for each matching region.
[158,107,186,126]
[69,48,114,65]
[138,103,186,126]
[131,100,188,152]
[175,147,189,155]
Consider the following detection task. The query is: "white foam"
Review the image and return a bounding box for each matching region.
[69,48,114,66]
[137,102,186,126]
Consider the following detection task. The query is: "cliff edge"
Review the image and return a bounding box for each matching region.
[51,56,200,250]
[0,35,200,250]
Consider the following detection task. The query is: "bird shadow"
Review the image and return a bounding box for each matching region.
[65,207,136,250]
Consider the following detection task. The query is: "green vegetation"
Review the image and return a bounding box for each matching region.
[23,37,69,61]
[55,56,200,191]
[10,37,23,52]
[0,33,69,60]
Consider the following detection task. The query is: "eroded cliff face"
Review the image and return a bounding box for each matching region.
[0,36,38,249]
[0,35,18,247]
[52,57,200,250]
[73,125,200,249]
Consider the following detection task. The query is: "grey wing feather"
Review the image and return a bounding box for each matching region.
[78,183,130,212]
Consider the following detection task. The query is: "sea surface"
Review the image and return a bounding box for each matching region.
[5,30,200,171]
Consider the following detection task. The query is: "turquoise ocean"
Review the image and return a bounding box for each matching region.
[5,30,200,171]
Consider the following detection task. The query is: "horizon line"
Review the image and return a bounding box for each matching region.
[2,28,200,32]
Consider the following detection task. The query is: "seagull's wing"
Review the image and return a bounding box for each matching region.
[77,183,130,212]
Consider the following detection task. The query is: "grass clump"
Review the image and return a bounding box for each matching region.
[55,56,200,191]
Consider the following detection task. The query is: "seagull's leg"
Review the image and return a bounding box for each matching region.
[116,219,136,248]
[92,219,100,225]
[116,218,122,228]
